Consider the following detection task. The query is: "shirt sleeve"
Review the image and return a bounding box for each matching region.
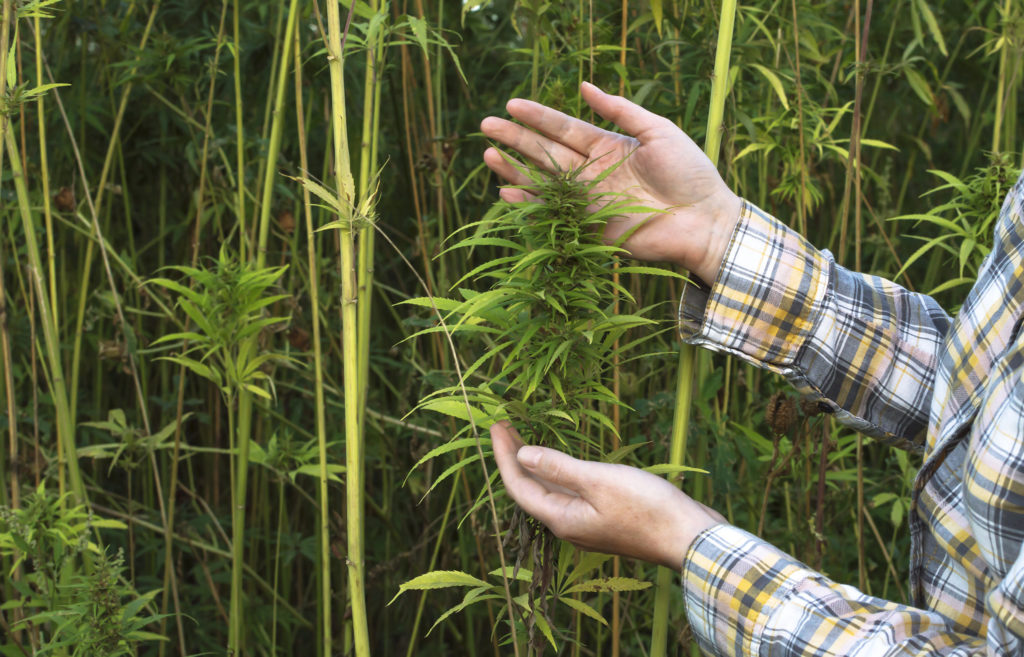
[679,201,951,450]
[682,524,1001,657]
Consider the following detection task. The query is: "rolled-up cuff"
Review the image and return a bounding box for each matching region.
[682,524,819,657]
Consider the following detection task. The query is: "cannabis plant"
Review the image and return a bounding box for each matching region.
[148,245,291,654]
[891,153,1023,302]
[0,484,163,656]
[411,162,667,451]
[401,161,678,653]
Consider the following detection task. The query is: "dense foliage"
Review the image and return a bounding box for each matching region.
[0,0,1021,655]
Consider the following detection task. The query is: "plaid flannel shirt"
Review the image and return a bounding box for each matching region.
[677,171,1024,656]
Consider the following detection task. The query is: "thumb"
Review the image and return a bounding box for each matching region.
[581,81,669,139]
[517,445,589,493]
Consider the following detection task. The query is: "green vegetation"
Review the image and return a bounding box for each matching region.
[0,0,1020,655]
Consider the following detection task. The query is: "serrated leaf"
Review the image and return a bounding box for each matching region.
[417,398,490,425]
[750,63,789,110]
[642,463,709,476]
[405,437,490,484]
[427,588,500,634]
[290,463,346,484]
[389,570,489,604]
[903,67,934,107]
[532,611,558,651]
[565,551,615,585]
[488,566,532,582]
[915,0,947,56]
[559,597,608,625]
[161,356,220,386]
[650,0,663,35]
[614,266,689,280]
[564,577,652,594]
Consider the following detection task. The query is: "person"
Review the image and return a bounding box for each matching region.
[481,81,1024,656]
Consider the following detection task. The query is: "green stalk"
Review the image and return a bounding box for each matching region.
[611,3,629,651]
[651,2,737,655]
[159,4,231,654]
[5,124,85,506]
[293,19,332,657]
[650,346,695,656]
[233,0,246,260]
[355,0,385,437]
[324,3,370,655]
[0,15,17,634]
[34,14,55,324]
[992,0,1011,155]
[228,1,300,653]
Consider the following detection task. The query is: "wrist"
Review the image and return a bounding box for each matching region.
[659,500,723,571]
[689,191,742,286]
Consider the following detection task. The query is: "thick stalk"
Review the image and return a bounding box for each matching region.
[611,3,628,653]
[651,2,737,655]
[324,2,370,655]
[650,346,696,656]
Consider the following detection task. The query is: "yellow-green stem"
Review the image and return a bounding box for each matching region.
[652,1,737,654]
[992,0,1011,154]
[325,2,369,655]
[355,0,385,467]
[5,124,85,506]
[233,0,247,259]
[34,15,55,324]
[293,18,333,656]
[650,345,695,655]
[228,1,300,653]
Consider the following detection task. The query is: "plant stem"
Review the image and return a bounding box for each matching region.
[324,1,370,654]
[293,17,333,657]
[233,0,247,260]
[5,124,84,506]
[652,1,737,654]
[228,1,300,652]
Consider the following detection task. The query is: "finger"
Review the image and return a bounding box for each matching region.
[491,422,549,504]
[482,147,532,186]
[581,81,672,141]
[481,115,587,172]
[490,424,580,524]
[504,98,611,158]
[515,445,591,495]
[498,187,538,204]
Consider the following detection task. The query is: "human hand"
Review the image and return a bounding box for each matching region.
[490,421,724,570]
[480,82,742,285]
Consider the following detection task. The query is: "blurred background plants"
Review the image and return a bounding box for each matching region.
[0,0,1020,655]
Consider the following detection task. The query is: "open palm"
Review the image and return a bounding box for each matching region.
[481,82,741,284]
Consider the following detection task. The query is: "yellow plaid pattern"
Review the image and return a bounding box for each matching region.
[677,175,1024,656]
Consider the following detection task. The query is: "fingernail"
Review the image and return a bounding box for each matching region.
[517,446,541,468]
